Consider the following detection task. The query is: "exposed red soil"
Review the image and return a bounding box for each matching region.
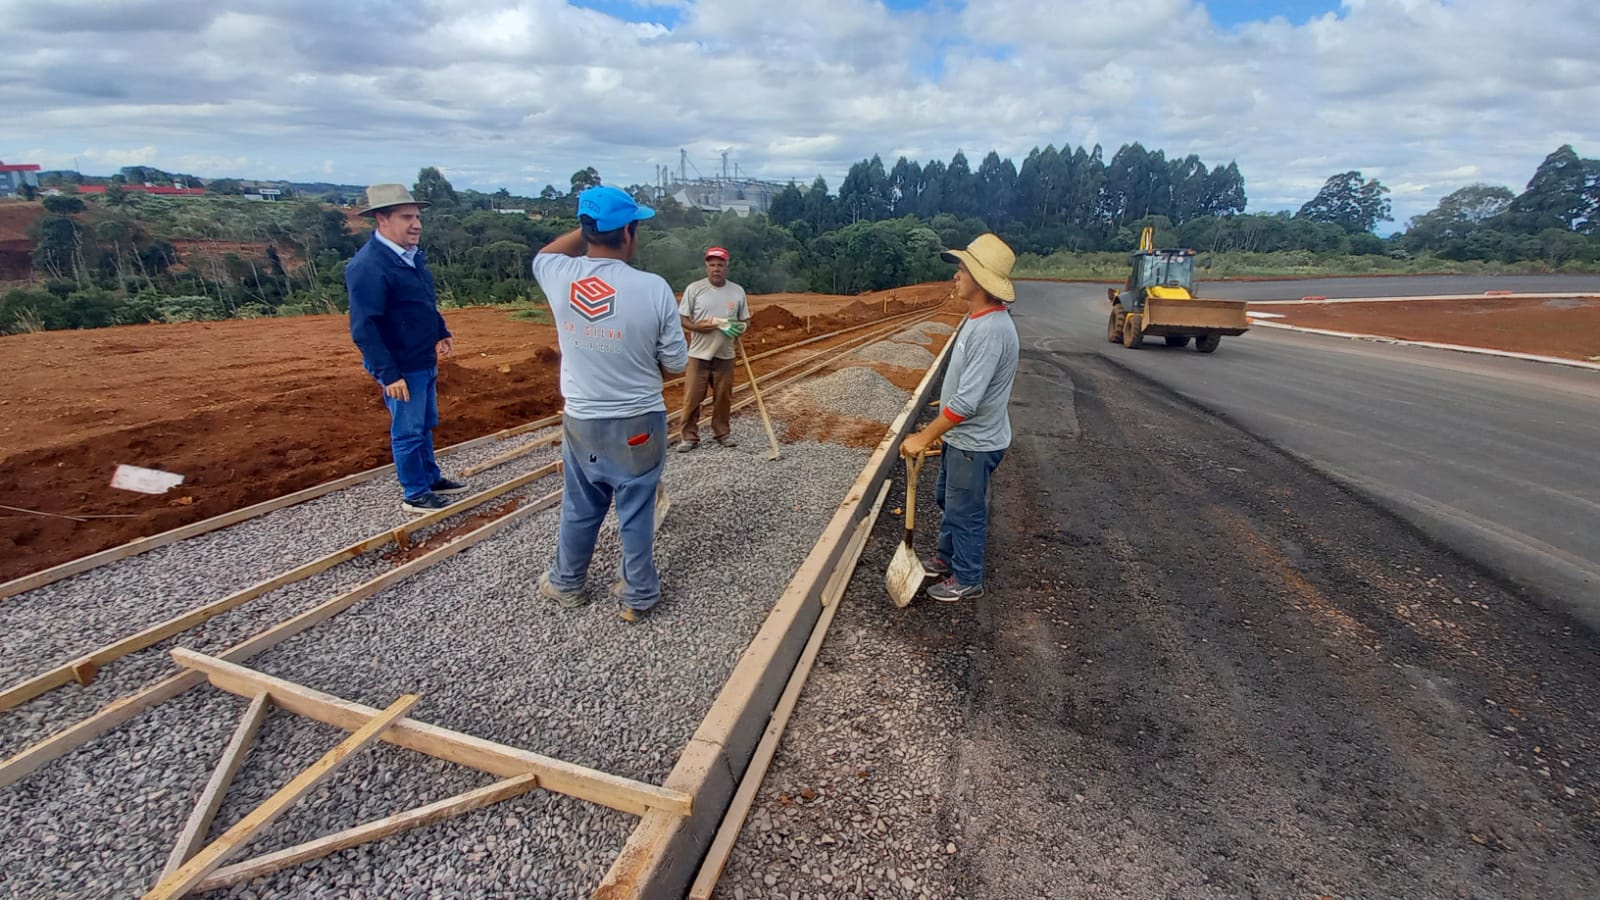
[1266,296,1600,361]
[0,283,954,581]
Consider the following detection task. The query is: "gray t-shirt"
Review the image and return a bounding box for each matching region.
[678,278,750,361]
[938,308,1019,452]
[533,253,689,420]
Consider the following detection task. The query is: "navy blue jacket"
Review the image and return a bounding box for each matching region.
[345,235,451,386]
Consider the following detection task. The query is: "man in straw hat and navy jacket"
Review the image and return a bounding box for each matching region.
[900,234,1020,602]
[346,183,468,514]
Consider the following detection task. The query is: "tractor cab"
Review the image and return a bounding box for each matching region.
[1122,227,1197,310]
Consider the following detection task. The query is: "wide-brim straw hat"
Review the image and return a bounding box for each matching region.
[940,233,1016,302]
[360,183,431,217]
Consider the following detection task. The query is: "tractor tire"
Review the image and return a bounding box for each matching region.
[1164,335,1191,348]
[1122,313,1144,349]
[1107,306,1124,343]
[1195,333,1222,353]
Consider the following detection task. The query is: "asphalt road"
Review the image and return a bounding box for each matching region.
[717,349,1600,898]
[1014,277,1600,630]
[1191,274,1600,302]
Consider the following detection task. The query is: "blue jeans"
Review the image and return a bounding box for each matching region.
[935,445,1006,587]
[550,411,668,610]
[375,367,442,500]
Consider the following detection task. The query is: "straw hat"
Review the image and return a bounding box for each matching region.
[940,233,1016,302]
[359,183,430,217]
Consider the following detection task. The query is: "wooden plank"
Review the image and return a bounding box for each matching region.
[172,649,691,819]
[0,489,564,789]
[0,461,562,713]
[144,694,420,900]
[192,773,540,893]
[158,692,271,882]
[688,482,890,899]
[598,311,958,898]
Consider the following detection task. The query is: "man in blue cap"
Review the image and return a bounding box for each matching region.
[531,185,690,622]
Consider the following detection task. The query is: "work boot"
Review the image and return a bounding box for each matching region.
[430,477,470,496]
[611,580,650,623]
[538,571,588,609]
[921,554,952,577]
[715,436,739,448]
[675,440,699,453]
[926,577,984,603]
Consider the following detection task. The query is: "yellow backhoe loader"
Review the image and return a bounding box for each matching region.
[1107,227,1248,353]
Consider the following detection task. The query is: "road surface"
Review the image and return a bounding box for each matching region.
[1194,274,1600,302]
[1016,277,1600,628]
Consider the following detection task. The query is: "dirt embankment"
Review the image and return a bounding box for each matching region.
[0,282,953,582]
[1269,296,1600,361]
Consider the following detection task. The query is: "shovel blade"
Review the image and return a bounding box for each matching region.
[885,542,925,608]
[654,483,671,531]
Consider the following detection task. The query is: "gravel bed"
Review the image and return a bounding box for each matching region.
[888,328,932,345]
[773,368,909,424]
[0,414,877,898]
[848,341,935,370]
[0,428,563,687]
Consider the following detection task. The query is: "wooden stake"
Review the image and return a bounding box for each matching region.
[192,773,539,893]
[159,692,271,882]
[144,694,420,900]
[171,649,691,818]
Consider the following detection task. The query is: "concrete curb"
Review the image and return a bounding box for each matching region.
[1248,320,1600,372]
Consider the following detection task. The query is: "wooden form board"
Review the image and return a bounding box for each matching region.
[145,694,420,899]
[0,461,561,713]
[595,314,963,898]
[0,489,564,789]
[192,773,540,893]
[158,692,271,883]
[687,480,893,899]
[171,649,691,819]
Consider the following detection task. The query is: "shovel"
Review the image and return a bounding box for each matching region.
[737,337,782,461]
[885,450,929,608]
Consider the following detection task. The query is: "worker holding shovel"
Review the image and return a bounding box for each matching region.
[898,234,1020,603]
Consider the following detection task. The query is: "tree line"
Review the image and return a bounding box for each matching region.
[2,143,1596,335]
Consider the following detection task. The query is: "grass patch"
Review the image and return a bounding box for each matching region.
[1012,250,1600,281]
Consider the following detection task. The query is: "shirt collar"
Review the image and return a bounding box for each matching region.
[373,230,418,266]
[968,304,1009,320]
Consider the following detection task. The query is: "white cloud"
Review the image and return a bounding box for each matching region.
[0,0,1596,224]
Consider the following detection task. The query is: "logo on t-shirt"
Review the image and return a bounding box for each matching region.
[570,276,617,322]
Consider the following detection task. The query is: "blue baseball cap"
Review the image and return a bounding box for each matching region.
[577,185,656,231]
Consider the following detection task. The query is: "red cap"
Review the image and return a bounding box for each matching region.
[705,246,730,261]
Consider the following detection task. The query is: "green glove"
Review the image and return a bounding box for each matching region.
[719,320,747,338]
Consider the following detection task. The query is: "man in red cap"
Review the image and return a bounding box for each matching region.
[675,246,751,451]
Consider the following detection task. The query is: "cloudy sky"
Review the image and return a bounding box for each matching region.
[3,0,1596,226]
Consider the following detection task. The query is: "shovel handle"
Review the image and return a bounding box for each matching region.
[903,451,926,538]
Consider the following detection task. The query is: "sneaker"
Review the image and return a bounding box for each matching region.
[430,477,470,495]
[611,580,649,622]
[715,437,739,448]
[538,571,588,609]
[401,492,452,514]
[675,440,699,453]
[926,577,984,603]
[922,554,953,578]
